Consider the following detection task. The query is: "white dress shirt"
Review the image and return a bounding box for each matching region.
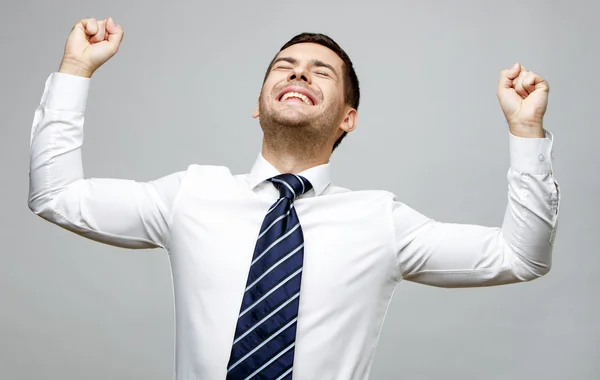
[28,73,560,380]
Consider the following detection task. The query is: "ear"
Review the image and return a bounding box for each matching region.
[338,107,357,134]
[252,99,260,119]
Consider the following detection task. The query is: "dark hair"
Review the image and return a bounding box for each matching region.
[264,33,360,151]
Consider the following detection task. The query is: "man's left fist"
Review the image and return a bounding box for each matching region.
[497,62,550,138]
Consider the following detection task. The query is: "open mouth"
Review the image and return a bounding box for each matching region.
[277,88,317,106]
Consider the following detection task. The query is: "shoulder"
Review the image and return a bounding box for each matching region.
[185,163,234,176]
[150,164,235,187]
[172,164,254,197]
[323,183,397,201]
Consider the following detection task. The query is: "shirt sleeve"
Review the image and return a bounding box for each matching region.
[393,131,560,287]
[28,72,185,250]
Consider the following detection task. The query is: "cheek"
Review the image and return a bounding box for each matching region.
[323,86,344,107]
[321,81,342,99]
[264,74,287,95]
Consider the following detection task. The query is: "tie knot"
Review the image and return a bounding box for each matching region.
[269,174,313,200]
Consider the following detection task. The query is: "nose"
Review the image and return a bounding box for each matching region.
[288,65,312,84]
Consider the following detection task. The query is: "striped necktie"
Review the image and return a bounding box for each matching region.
[226,173,313,380]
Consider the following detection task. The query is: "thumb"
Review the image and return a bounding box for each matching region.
[106,17,124,46]
[498,62,521,89]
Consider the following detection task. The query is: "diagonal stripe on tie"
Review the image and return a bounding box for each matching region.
[245,243,304,292]
[275,367,293,380]
[251,223,300,266]
[228,317,298,371]
[226,174,312,379]
[238,267,302,319]
[257,205,295,239]
[244,342,296,380]
[233,293,300,344]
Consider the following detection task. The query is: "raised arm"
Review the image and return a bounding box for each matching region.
[28,17,183,250]
[394,63,560,287]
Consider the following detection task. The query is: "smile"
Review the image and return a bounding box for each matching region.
[277,87,317,106]
[280,92,314,105]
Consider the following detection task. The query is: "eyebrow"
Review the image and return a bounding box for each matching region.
[273,57,339,78]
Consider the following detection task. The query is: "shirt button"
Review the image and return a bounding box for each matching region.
[538,154,545,162]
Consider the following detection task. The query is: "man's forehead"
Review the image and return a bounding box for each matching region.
[276,43,343,70]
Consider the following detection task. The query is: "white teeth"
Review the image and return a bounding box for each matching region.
[281,92,313,105]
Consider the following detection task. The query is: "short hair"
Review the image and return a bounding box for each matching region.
[263,33,360,151]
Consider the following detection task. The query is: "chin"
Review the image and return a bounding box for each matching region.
[270,106,314,126]
[273,115,311,129]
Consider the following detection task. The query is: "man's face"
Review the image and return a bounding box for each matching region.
[255,43,348,139]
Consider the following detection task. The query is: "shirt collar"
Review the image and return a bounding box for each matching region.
[247,153,332,197]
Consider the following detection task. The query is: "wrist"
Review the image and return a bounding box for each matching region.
[509,122,545,138]
[58,58,94,78]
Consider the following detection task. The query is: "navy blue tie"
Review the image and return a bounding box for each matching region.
[226,174,313,380]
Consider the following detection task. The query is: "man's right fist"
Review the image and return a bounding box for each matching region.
[58,17,124,78]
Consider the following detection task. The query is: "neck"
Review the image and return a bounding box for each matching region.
[261,136,330,174]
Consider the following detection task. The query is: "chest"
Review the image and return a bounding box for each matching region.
[168,188,397,305]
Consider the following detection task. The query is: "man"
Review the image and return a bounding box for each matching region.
[28,16,560,380]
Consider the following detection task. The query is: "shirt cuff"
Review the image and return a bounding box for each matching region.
[41,72,90,113]
[509,129,555,174]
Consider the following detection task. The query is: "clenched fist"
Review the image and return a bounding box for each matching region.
[58,17,124,78]
[497,62,550,138]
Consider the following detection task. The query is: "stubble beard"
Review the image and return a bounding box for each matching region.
[258,94,340,159]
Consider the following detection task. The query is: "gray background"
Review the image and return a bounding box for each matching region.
[1,0,597,379]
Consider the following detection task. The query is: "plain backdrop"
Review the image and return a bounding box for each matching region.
[1,0,598,379]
